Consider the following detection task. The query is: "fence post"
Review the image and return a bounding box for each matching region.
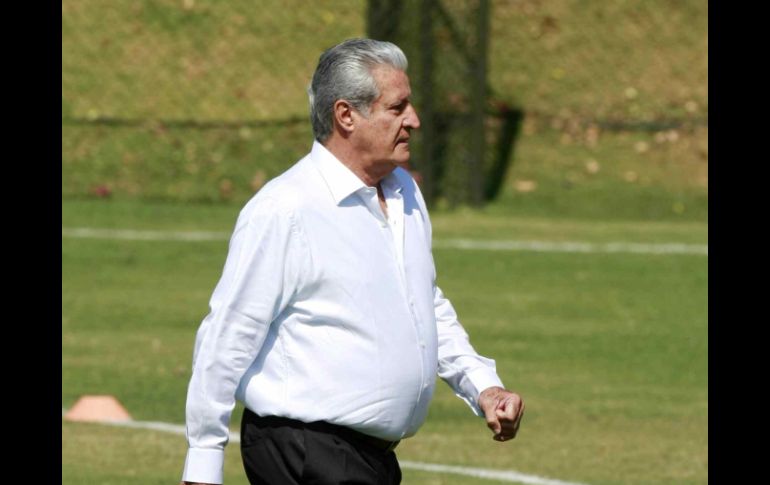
[367,0,403,40]
[469,0,489,207]
[418,0,436,206]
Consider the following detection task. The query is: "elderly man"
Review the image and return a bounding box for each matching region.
[182,38,524,485]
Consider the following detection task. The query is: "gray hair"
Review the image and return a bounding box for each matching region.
[308,38,408,142]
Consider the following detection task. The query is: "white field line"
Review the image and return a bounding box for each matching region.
[62,227,231,242]
[62,227,707,256]
[398,461,591,485]
[61,409,589,484]
[433,238,707,255]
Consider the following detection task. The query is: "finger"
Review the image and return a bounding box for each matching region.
[496,406,514,423]
[514,401,525,424]
[482,402,502,435]
[496,397,516,422]
[511,417,522,438]
[503,396,515,415]
[497,401,524,440]
[510,403,525,437]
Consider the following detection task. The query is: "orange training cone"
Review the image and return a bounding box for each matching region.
[63,395,132,423]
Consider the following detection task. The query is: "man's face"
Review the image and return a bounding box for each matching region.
[352,66,421,170]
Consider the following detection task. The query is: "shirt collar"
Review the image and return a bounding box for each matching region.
[311,141,367,205]
[380,169,404,196]
[311,141,404,204]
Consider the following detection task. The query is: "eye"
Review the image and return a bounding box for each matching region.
[391,101,408,113]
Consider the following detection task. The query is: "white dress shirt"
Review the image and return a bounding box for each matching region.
[182,141,504,483]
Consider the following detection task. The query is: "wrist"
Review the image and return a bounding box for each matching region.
[478,385,505,403]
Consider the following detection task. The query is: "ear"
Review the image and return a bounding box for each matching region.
[333,100,356,135]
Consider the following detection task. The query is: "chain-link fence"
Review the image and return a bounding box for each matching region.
[62,0,707,206]
[369,0,707,206]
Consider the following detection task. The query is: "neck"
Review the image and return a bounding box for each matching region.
[322,138,394,187]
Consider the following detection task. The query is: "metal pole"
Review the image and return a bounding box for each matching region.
[469,0,489,207]
[366,0,403,41]
[419,0,436,206]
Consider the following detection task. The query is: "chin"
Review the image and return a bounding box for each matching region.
[392,156,411,169]
[392,149,411,166]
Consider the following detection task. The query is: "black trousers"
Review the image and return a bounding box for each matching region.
[240,408,402,485]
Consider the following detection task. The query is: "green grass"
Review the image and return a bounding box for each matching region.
[62,199,707,484]
[62,194,708,242]
[62,421,249,485]
[485,0,707,120]
[62,3,707,481]
[61,121,316,202]
[62,421,498,485]
[62,0,706,122]
[481,126,708,221]
[62,0,365,121]
[61,122,708,221]
[62,0,708,220]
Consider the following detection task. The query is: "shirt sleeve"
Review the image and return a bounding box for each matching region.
[434,284,505,417]
[182,195,307,484]
[408,176,505,417]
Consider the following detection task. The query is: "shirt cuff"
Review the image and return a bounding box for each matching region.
[463,367,505,417]
[182,447,225,484]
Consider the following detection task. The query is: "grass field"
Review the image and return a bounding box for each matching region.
[62,0,708,216]
[62,198,707,484]
[61,121,708,221]
[62,1,707,482]
[62,1,706,122]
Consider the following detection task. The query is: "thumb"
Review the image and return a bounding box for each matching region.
[497,397,514,420]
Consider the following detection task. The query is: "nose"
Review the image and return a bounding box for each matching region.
[403,104,421,130]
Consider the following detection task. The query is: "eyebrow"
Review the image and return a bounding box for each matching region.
[389,98,409,108]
